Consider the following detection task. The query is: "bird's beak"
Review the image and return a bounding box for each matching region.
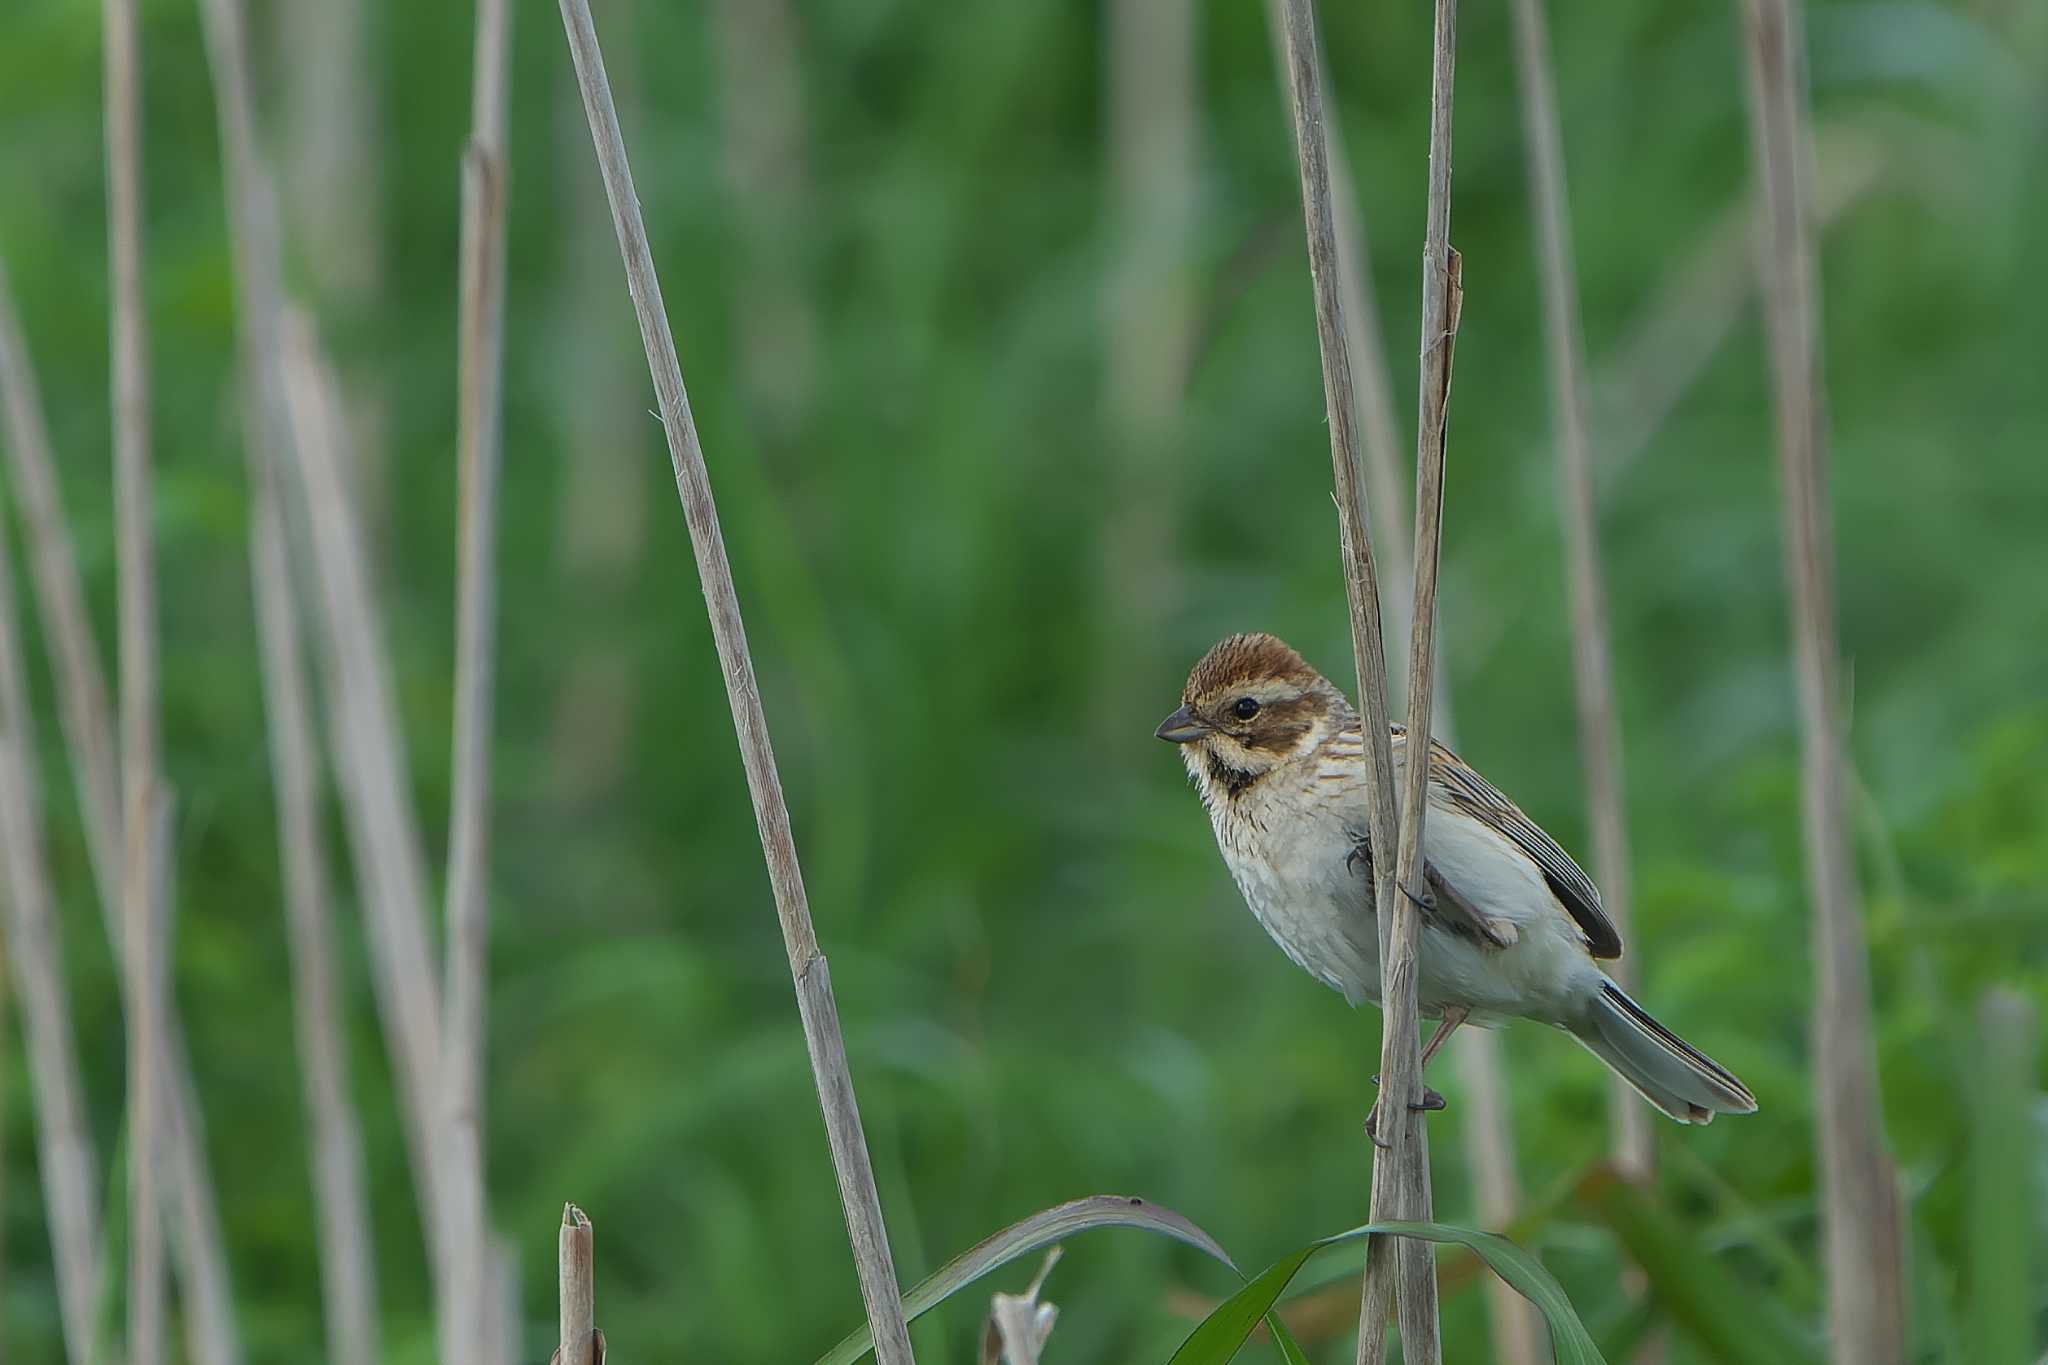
[1155,705,1209,744]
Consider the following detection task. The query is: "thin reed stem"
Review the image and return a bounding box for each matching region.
[105,0,167,1355]
[0,441,106,1365]
[251,485,380,1365]
[554,4,916,1358]
[1739,1,1905,1360]
[1268,1,1442,1360]
[442,0,512,1359]
[1505,0,1653,1179]
[193,0,453,1286]
[2,249,241,1365]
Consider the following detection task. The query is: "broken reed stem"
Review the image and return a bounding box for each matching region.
[1268,3,1438,1362]
[193,0,453,1286]
[1366,0,1463,1357]
[1505,0,1653,1179]
[0,475,105,1365]
[441,0,512,1360]
[1738,1,1906,1361]
[105,0,167,1355]
[251,485,381,1365]
[554,4,916,1361]
[559,1205,596,1365]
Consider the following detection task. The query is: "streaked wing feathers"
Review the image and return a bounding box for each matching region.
[1423,736,1623,959]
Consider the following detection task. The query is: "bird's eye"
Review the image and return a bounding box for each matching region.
[1232,696,1261,720]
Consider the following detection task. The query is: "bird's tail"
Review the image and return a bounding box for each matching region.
[1569,980,1757,1124]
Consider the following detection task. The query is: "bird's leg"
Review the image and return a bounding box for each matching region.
[1366,1005,1470,1137]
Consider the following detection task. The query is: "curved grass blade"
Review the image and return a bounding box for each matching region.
[815,1195,1307,1365]
[1167,1219,1608,1365]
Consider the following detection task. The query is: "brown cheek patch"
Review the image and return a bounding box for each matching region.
[1242,696,1319,753]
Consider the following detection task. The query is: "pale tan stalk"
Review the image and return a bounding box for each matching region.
[1102,0,1196,706]
[105,0,166,1354]
[1269,2,1439,1361]
[711,0,818,443]
[442,0,512,1359]
[554,4,916,1358]
[1257,8,1535,1358]
[194,0,451,1279]
[1505,0,1653,1179]
[251,484,379,1365]
[3,250,241,1365]
[1740,1,1905,1359]
[0,496,104,1365]
[558,1205,595,1365]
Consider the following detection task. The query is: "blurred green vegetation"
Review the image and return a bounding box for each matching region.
[2,0,2045,1360]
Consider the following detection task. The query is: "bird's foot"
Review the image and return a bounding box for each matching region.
[1365,1082,1447,1146]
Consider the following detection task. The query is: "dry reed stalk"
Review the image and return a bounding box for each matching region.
[0,479,105,1365]
[1268,2,1440,1361]
[277,317,449,1254]
[250,484,380,1365]
[1361,3,1464,1358]
[559,1205,596,1365]
[1505,0,1653,1179]
[554,4,917,1358]
[194,0,454,1277]
[712,0,818,443]
[104,0,167,1355]
[1102,0,1195,708]
[1739,1,1905,1360]
[442,0,512,1359]
[4,249,242,1365]
[1258,8,1536,1355]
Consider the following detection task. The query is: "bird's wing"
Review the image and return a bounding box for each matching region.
[1423,736,1623,959]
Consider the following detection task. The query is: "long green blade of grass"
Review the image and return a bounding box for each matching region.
[1166,1219,1607,1365]
[813,1194,1306,1365]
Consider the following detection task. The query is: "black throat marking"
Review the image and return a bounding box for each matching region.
[1207,752,1261,798]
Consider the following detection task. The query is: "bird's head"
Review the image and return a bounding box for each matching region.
[1156,633,1351,798]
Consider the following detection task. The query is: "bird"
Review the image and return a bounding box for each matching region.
[1156,631,1756,1129]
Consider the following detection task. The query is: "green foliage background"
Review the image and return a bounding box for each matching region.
[1,0,2044,1359]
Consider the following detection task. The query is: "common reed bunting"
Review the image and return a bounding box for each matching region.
[1158,633,1756,1127]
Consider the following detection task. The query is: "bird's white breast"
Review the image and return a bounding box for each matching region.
[1203,748,1604,1025]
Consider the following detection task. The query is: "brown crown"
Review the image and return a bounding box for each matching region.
[1183,632,1326,702]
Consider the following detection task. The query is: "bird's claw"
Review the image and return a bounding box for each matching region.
[1365,1086,1447,1145]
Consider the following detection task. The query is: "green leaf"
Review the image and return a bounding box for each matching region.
[813,1194,1305,1365]
[1576,1167,1818,1365]
[1167,1219,1608,1365]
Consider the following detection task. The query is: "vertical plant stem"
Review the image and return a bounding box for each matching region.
[1259,9,1536,1358]
[251,485,380,1365]
[104,0,166,1356]
[0,481,105,1365]
[1369,3,1464,1358]
[1739,2,1905,1361]
[554,5,917,1360]
[443,0,512,1361]
[1269,2,1439,1362]
[558,1205,595,1365]
[1505,0,1653,1179]
[1101,0,1195,711]
[2,251,242,1365]
[193,0,452,1284]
